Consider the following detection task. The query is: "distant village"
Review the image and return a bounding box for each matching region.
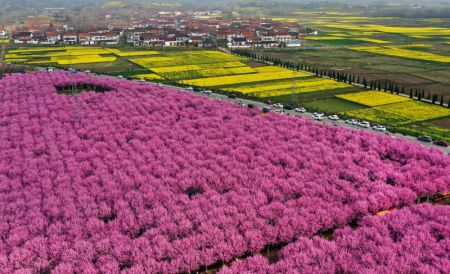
[0,10,317,48]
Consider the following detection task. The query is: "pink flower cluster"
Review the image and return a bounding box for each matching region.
[0,72,448,273]
[220,204,450,273]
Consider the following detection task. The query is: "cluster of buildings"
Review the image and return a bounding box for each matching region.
[3,12,315,48]
[125,17,314,48]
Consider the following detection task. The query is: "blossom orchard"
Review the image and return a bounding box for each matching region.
[220,204,450,273]
[0,72,448,273]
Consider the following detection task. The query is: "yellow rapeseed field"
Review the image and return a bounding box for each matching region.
[354,38,390,44]
[5,46,118,65]
[106,48,160,57]
[224,78,330,93]
[343,101,450,125]
[350,46,450,63]
[52,55,116,65]
[180,70,309,87]
[151,65,204,73]
[130,51,244,68]
[336,91,411,107]
[311,22,450,36]
[306,36,390,44]
[250,80,352,98]
[133,74,164,80]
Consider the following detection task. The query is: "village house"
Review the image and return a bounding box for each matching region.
[12,31,32,44]
[62,32,78,45]
[0,29,9,39]
[78,33,93,45]
[45,31,60,44]
[90,32,120,45]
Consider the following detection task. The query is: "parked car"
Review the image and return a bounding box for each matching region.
[313,112,324,117]
[373,125,387,131]
[264,100,272,105]
[418,135,432,142]
[262,106,272,113]
[283,105,294,110]
[186,86,194,91]
[312,115,324,121]
[345,119,358,125]
[357,121,371,128]
[275,109,284,114]
[295,107,306,113]
[203,90,212,94]
[273,103,284,108]
[433,140,449,147]
[193,87,202,92]
[227,94,237,99]
[328,115,340,121]
[247,104,255,109]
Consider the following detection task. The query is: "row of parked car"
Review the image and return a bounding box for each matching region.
[417,135,449,147]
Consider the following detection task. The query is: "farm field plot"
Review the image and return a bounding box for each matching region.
[129,50,244,68]
[0,72,448,273]
[302,98,367,113]
[128,50,260,81]
[343,101,450,126]
[5,47,117,65]
[155,66,256,80]
[4,46,163,75]
[398,118,450,142]
[226,78,352,98]
[133,73,164,80]
[180,69,310,87]
[336,91,412,107]
[350,45,450,63]
[104,48,160,57]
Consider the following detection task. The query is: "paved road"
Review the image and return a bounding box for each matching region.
[137,80,449,155]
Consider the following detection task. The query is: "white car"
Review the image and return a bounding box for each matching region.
[203,90,212,94]
[313,112,325,117]
[273,103,284,108]
[328,115,340,121]
[312,115,324,121]
[275,109,285,114]
[357,121,371,128]
[186,86,194,91]
[295,107,306,113]
[373,125,387,131]
[345,119,358,125]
